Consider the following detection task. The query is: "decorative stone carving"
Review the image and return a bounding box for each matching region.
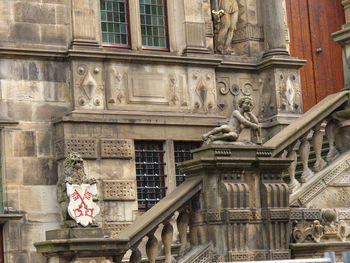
[56,138,98,160]
[212,0,239,54]
[73,63,105,110]
[168,74,180,106]
[292,209,347,243]
[106,66,127,105]
[202,96,261,144]
[100,139,133,159]
[57,152,98,225]
[103,223,131,238]
[102,180,136,201]
[191,70,216,113]
[278,73,301,112]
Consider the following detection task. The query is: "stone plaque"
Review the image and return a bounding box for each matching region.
[56,138,98,159]
[103,180,136,201]
[101,139,133,159]
[103,223,131,238]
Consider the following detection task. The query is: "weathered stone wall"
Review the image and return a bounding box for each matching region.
[0,0,70,49]
[0,59,71,262]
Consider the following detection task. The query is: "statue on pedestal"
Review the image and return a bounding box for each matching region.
[202,96,262,144]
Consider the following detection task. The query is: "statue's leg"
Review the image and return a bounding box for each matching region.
[216,15,230,52]
[224,13,238,50]
[202,125,230,141]
[209,131,238,143]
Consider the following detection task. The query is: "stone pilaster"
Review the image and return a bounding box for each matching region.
[261,0,289,57]
[332,1,350,90]
[182,0,210,55]
[71,0,101,49]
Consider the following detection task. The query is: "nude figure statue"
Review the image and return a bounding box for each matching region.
[213,0,239,54]
[202,96,262,144]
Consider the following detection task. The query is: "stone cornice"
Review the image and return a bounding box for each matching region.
[0,47,306,71]
[332,25,350,45]
[53,110,226,127]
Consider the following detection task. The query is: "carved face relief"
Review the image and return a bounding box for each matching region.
[73,62,105,110]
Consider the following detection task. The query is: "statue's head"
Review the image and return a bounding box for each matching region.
[64,152,84,170]
[238,96,254,112]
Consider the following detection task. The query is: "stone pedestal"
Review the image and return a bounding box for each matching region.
[34,227,126,263]
[179,144,292,261]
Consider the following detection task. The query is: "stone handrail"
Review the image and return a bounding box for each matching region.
[114,177,203,262]
[263,91,350,193]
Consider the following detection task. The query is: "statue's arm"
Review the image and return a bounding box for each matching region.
[247,112,259,124]
[232,111,258,129]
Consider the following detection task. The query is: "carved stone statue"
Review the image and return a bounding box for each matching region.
[57,152,98,226]
[202,96,262,144]
[212,0,239,54]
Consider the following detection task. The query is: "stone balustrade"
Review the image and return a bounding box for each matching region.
[264,91,350,193]
[116,177,204,263]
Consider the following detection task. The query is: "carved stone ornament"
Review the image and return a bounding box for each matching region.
[212,0,239,54]
[57,152,99,227]
[292,209,348,243]
[202,96,261,144]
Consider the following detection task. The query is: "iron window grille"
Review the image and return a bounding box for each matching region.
[100,0,130,47]
[174,141,201,186]
[135,141,167,210]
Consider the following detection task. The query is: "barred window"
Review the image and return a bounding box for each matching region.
[100,0,130,47]
[140,0,168,49]
[174,141,201,186]
[135,141,167,210]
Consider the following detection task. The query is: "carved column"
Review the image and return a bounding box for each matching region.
[261,0,289,57]
[343,0,350,23]
[286,144,300,193]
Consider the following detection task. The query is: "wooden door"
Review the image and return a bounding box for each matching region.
[286,0,345,111]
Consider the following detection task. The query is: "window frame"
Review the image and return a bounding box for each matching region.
[100,0,170,51]
[100,0,132,49]
[139,0,170,51]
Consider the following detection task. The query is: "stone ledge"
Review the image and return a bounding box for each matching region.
[0,213,23,224]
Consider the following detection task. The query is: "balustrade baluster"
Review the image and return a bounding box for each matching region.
[114,253,126,263]
[146,228,158,263]
[177,208,189,256]
[326,119,339,162]
[287,144,300,193]
[129,247,141,263]
[299,132,314,183]
[161,218,174,263]
[189,194,205,246]
[312,123,327,172]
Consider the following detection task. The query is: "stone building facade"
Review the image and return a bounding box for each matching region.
[0,0,348,262]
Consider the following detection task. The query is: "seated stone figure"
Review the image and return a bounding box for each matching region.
[202,96,261,144]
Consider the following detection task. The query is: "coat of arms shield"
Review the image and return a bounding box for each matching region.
[66,183,100,227]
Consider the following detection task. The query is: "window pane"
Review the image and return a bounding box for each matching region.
[135,141,166,210]
[139,0,167,48]
[100,0,129,46]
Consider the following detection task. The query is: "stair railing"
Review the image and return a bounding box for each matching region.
[113,177,204,263]
[263,91,350,193]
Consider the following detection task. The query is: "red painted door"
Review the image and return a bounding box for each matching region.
[286,0,345,111]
